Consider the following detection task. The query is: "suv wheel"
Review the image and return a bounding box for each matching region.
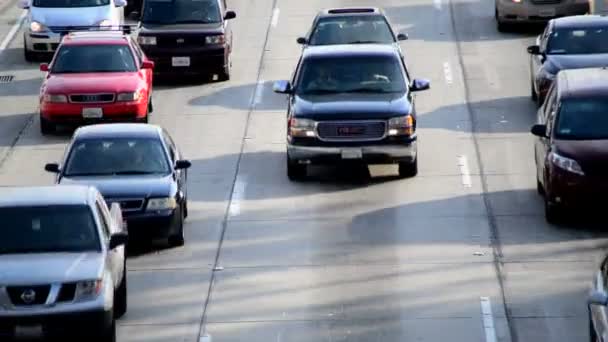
[93,313,116,342]
[287,158,306,181]
[40,115,55,135]
[398,159,418,178]
[544,197,561,224]
[495,9,509,32]
[24,37,36,62]
[148,95,154,113]
[530,79,538,102]
[114,261,127,318]
[168,206,185,247]
[218,53,231,81]
[590,309,598,342]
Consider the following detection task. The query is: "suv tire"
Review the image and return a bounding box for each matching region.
[287,158,306,181]
[114,262,127,318]
[40,115,55,135]
[218,54,231,81]
[544,197,561,224]
[168,207,185,247]
[398,159,418,178]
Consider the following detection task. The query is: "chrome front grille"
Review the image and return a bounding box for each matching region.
[69,93,115,103]
[316,120,387,142]
[6,285,51,306]
[105,198,144,212]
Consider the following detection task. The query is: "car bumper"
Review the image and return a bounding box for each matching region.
[0,309,112,339]
[124,209,179,240]
[287,141,417,164]
[40,100,148,123]
[24,31,62,54]
[141,46,226,74]
[497,0,589,23]
[547,169,608,208]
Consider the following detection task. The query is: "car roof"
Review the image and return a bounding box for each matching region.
[558,67,608,98]
[62,31,130,45]
[552,15,608,29]
[301,44,399,59]
[74,124,162,140]
[318,7,383,17]
[0,185,95,208]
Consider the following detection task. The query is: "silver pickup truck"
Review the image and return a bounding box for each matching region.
[0,185,128,342]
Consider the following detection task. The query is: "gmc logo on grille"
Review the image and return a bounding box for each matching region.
[337,126,365,135]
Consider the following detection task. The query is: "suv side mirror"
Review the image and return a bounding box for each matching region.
[40,63,49,72]
[44,163,60,173]
[109,231,129,249]
[273,80,292,94]
[589,291,608,306]
[127,11,140,21]
[530,124,548,138]
[527,45,541,55]
[114,0,126,7]
[224,10,236,20]
[141,60,154,69]
[397,33,408,41]
[296,37,307,44]
[410,78,430,92]
[175,160,192,169]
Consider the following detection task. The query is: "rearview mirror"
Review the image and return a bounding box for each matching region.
[40,63,49,72]
[530,124,548,138]
[17,0,29,9]
[296,37,307,45]
[527,45,541,55]
[410,78,430,92]
[175,160,192,169]
[44,163,60,173]
[141,60,154,69]
[109,231,129,249]
[127,11,140,21]
[397,33,408,41]
[589,290,608,306]
[224,10,236,20]
[273,80,292,94]
[114,0,126,7]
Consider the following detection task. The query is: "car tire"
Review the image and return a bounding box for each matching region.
[495,9,509,32]
[589,309,598,342]
[218,53,231,81]
[536,179,544,195]
[544,197,561,224]
[168,206,185,247]
[40,115,55,135]
[114,261,127,319]
[398,158,418,178]
[148,95,154,113]
[93,314,116,342]
[183,199,188,218]
[287,158,306,181]
[23,37,36,62]
[531,79,538,102]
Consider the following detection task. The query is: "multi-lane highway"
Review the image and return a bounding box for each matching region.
[0,0,606,341]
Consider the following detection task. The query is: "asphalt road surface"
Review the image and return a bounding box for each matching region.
[0,0,606,341]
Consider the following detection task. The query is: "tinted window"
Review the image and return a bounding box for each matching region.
[555,98,608,140]
[52,45,137,73]
[309,15,395,45]
[142,0,221,24]
[547,27,608,54]
[296,56,406,94]
[33,0,109,7]
[63,138,171,176]
[0,205,100,254]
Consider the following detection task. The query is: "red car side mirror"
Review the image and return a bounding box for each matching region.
[141,60,154,69]
[39,63,49,72]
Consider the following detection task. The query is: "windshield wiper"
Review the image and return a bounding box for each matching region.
[172,20,218,24]
[345,40,384,44]
[64,172,115,176]
[302,89,342,94]
[343,87,399,93]
[112,170,160,175]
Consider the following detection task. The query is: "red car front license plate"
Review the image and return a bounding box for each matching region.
[82,107,103,118]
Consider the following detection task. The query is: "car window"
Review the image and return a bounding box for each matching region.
[296,55,407,94]
[130,38,144,65]
[542,83,557,120]
[546,27,608,54]
[162,131,176,162]
[52,45,137,73]
[555,98,608,140]
[95,200,111,239]
[33,0,109,7]
[0,205,101,254]
[142,0,221,25]
[309,15,395,45]
[63,137,172,176]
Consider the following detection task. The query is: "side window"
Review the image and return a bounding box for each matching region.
[401,58,411,84]
[542,84,557,120]
[95,200,111,239]
[540,25,551,52]
[130,38,144,65]
[291,56,303,86]
[162,131,176,162]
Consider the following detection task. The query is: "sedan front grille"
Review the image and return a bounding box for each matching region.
[106,198,144,212]
[316,120,387,142]
[6,285,51,306]
[69,94,115,103]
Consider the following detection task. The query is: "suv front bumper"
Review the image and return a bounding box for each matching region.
[24,31,62,54]
[0,309,112,339]
[287,141,417,164]
[496,0,589,23]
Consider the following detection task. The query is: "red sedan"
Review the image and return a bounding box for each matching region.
[38,31,154,135]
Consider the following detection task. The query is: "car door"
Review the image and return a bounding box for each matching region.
[535,83,557,186]
[162,130,186,202]
[96,197,122,287]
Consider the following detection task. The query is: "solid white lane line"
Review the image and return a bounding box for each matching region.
[443,61,453,84]
[253,79,265,105]
[480,297,497,342]
[458,155,472,188]
[199,334,212,342]
[271,8,280,28]
[0,10,27,52]
[434,0,442,10]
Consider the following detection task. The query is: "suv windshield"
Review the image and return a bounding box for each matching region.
[309,15,395,45]
[555,98,608,140]
[297,56,407,95]
[142,0,221,24]
[547,27,608,54]
[0,205,100,254]
[33,0,109,8]
[64,137,171,176]
[52,45,137,73]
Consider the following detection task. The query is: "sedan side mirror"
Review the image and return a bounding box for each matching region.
[141,60,154,69]
[17,0,30,9]
[589,291,608,306]
[296,37,307,45]
[114,0,126,7]
[273,80,292,94]
[224,10,236,20]
[40,63,49,72]
[397,33,408,41]
[175,160,192,169]
[527,45,541,55]
[530,124,548,138]
[127,11,140,21]
[44,163,60,173]
[109,231,129,249]
[410,78,430,92]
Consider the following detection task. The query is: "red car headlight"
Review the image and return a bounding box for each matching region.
[43,94,67,103]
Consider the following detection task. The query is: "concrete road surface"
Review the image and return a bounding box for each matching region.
[0,0,606,341]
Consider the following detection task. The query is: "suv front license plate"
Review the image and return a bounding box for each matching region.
[82,107,103,118]
[15,325,43,338]
[172,57,190,67]
[341,149,363,159]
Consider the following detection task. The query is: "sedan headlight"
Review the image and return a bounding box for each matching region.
[74,279,103,302]
[146,197,177,211]
[288,118,316,137]
[388,114,414,136]
[30,21,47,33]
[138,36,157,45]
[549,151,584,175]
[117,91,142,102]
[43,94,67,103]
[205,35,225,45]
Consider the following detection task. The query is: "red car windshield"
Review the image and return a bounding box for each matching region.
[52,44,137,73]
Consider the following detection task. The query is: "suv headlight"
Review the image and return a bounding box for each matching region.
[288,118,316,137]
[74,279,103,301]
[138,36,157,45]
[30,21,47,33]
[43,94,67,103]
[117,91,141,102]
[549,152,584,175]
[205,35,225,45]
[146,197,177,211]
[388,114,414,136]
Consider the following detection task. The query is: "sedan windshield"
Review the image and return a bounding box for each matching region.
[309,15,395,45]
[0,205,100,254]
[63,138,171,176]
[142,0,221,24]
[33,0,109,8]
[555,98,608,140]
[52,45,137,73]
[547,28,608,54]
[297,56,407,95]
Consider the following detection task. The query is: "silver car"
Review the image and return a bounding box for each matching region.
[495,0,589,31]
[0,185,128,341]
[17,0,127,61]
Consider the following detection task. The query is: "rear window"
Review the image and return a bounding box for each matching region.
[0,205,101,254]
[547,27,608,54]
[309,15,395,45]
[52,45,137,73]
[555,98,608,140]
[33,0,109,7]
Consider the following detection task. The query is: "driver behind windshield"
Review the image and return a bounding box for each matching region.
[142,0,221,24]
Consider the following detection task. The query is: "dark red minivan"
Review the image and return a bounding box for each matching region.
[531,67,608,223]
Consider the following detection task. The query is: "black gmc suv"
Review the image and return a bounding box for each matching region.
[131,0,235,80]
[273,44,430,180]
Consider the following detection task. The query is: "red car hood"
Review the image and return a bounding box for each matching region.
[44,72,143,94]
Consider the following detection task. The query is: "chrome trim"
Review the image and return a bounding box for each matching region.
[315,120,387,142]
[105,198,144,212]
[69,93,115,104]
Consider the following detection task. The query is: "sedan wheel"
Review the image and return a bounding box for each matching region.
[168,206,185,247]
